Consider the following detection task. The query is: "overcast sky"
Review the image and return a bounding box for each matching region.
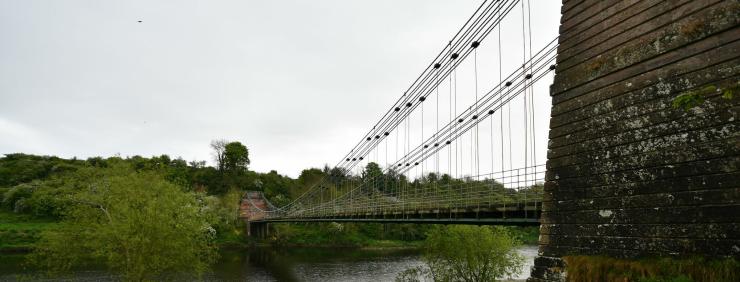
[1,0,561,178]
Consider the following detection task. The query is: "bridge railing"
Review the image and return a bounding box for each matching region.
[247,164,544,221]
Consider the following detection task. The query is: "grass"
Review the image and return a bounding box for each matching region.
[361,239,422,249]
[214,227,249,249]
[563,255,740,282]
[0,210,58,252]
[507,226,539,245]
[268,223,427,248]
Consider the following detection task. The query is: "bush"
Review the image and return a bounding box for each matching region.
[24,183,70,218]
[398,225,525,282]
[29,166,218,281]
[2,182,37,212]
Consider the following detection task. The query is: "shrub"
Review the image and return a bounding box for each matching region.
[2,182,37,212]
[398,225,525,282]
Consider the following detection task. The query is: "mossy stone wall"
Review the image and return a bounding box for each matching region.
[530,1,740,280]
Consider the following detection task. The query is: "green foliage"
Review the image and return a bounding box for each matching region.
[672,90,708,111]
[259,170,294,201]
[722,88,735,99]
[722,80,740,100]
[2,182,35,212]
[325,165,348,187]
[200,189,243,234]
[223,142,250,172]
[270,223,431,247]
[0,144,539,257]
[0,140,265,198]
[400,225,524,282]
[0,210,57,250]
[21,179,71,218]
[272,222,365,247]
[28,166,218,281]
[506,226,540,245]
[0,154,84,187]
[1,180,72,217]
[563,255,740,282]
[672,82,739,111]
[362,162,384,181]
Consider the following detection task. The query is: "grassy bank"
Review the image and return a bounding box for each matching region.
[0,211,57,252]
[508,226,539,245]
[268,222,429,248]
[1,209,540,253]
[0,210,251,253]
[266,223,538,249]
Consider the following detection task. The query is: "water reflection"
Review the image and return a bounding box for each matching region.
[0,246,537,281]
[208,247,423,282]
[207,246,536,281]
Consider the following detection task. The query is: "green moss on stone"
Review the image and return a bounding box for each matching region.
[563,255,739,282]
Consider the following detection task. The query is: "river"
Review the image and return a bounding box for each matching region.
[0,245,537,281]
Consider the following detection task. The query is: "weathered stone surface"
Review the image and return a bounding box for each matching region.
[549,171,740,201]
[548,111,738,168]
[557,0,730,71]
[541,223,740,239]
[558,0,645,46]
[530,0,740,281]
[549,59,740,129]
[550,40,740,115]
[553,1,740,97]
[548,156,740,190]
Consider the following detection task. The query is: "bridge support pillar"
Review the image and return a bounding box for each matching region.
[530,0,740,280]
[247,222,269,240]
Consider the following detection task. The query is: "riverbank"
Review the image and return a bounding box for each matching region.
[0,211,429,254]
[2,210,538,254]
[257,240,423,250]
[267,222,538,248]
[1,245,538,281]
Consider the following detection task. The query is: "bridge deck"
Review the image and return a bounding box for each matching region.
[257,217,539,226]
[244,196,542,226]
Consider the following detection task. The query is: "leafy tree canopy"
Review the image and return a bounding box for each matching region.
[29,165,217,281]
[223,141,250,173]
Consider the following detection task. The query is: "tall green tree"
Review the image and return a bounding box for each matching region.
[325,165,347,187]
[223,141,250,172]
[362,162,383,180]
[362,162,384,192]
[29,166,217,281]
[209,140,250,194]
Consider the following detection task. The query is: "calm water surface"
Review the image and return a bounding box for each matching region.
[0,246,537,281]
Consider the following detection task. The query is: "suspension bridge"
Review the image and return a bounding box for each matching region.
[240,0,553,231]
[237,0,740,279]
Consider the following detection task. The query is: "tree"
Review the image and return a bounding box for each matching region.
[362,162,383,181]
[261,170,293,200]
[223,141,250,172]
[29,166,217,281]
[362,162,384,192]
[398,225,524,282]
[384,168,402,195]
[211,139,250,173]
[210,139,228,171]
[325,165,347,187]
[298,168,324,187]
[209,140,250,194]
